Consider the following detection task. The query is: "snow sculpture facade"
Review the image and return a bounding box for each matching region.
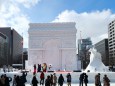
[27,22,77,71]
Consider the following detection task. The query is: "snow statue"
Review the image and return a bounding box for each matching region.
[85,48,109,72]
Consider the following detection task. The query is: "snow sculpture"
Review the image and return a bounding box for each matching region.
[27,22,77,71]
[85,48,109,72]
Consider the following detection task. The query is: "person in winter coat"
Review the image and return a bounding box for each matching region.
[4,74,12,86]
[37,64,41,72]
[84,73,88,86]
[0,75,5,86]
[58,74,64,86]
[12,75,17,86]
[32,76,38,86]
[103,74,110,86]
[45,75,51,86]
[15,75,20,86]
[66,73,71,86]
[17,72,27,86]
[50,74,53,86]
[53,73,57,86]
[79,73,84,86]
[40,71,45,85]
[95,73,101,86]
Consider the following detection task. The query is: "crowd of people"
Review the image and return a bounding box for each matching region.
[0,71,111,86]
[0,72,27,86]
[31,72,66,86]
[31,72,110,86]
[95,73,110,86]
[79,73,110,86]
[33,63,47,74]
[30,72,111,86]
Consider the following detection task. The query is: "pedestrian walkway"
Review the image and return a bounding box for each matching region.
[24,83,115,86]
[2,71,115,86]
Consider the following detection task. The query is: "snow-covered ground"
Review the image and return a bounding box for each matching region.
[0,71,115,86]
[11,83,115,86]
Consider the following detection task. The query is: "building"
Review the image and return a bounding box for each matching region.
[27,22,77,71]
[108,20,115,66]
[0,27,23,68]
[94,39,109,66]
[23,48,28,69]
[78,37,92,69]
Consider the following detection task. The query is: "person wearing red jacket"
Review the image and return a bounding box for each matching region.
[40,71,45,85]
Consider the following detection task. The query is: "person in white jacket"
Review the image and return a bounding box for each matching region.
[53,73,57,86]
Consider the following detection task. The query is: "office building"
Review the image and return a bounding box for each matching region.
[23,48,28,69]
[0,27,23,67]
[108,20,115,66]
[94,39,109,66]
[78,37,92,69]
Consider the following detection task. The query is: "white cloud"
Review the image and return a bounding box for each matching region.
[15,0,41,8]
[0,0,40,48]
[53,9,115,45]
[91,33,108,45]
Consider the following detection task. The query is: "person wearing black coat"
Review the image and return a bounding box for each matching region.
[23,72,27,85]
[79,73,84,86]
[19,72,27,86]
[58,74,64,86]
[0,75,5,86]
[4,74,12,86]
[84,73,88,86]
[66,73,71,86]
[45,75,51,86]
[32,76,38,86]
[15,75,20,86]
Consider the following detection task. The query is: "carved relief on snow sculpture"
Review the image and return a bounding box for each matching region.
[43,39,61,70]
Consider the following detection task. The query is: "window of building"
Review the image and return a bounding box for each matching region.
[110,35,112,37]
[110,47,113,50]
[109,28,112,31]
[109,41,112,44]
[109,44,113,47]
[109,38,112,40]
[0,33,8,66]
[110,32,112,34]
[110,53,113,56]
[113,40,115,42]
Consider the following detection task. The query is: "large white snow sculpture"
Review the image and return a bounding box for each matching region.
[85,48,109,72]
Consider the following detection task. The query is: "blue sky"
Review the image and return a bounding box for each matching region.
[0,0,115,48]
[23,0,115,22]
